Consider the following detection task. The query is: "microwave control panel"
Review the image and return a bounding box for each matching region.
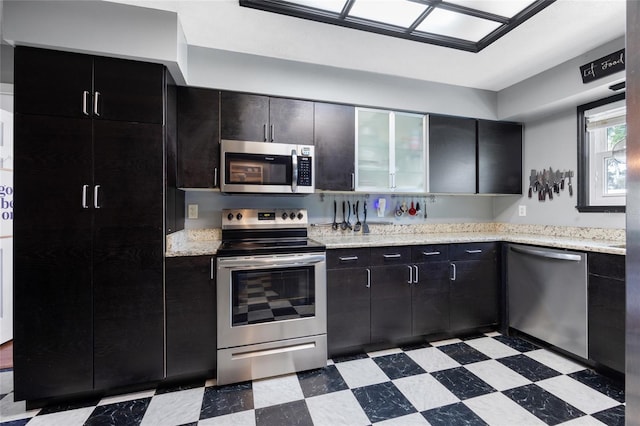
[298,157,312,186]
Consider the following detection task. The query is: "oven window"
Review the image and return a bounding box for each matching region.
[226,153,291,185]
[231,266,315,326]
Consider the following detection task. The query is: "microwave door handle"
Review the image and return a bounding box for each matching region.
[291,149,298,193]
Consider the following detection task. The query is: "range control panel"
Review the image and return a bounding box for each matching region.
[222,208,308,229]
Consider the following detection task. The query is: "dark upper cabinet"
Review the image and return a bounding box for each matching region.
[166,256,217,379]
[177,87,221,188]
[588,253,625,373]
[15,46,163,124]
[428,114,477,193]
[220,91,314,144]
[314,102,356,191]
[477,120,523,194]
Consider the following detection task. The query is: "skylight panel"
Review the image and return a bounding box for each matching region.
[348,0,428,28]
[445,0,534,18]
[416,7,502,42]
[284,0,347,13]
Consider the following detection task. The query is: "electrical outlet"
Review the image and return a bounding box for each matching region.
[518,205,527,217]
[188,204,198,219]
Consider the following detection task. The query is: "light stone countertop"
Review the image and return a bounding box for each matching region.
[166,223,625,257]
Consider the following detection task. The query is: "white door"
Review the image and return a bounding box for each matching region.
[0,94,14,344]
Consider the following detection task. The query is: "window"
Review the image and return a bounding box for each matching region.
[577,93,626,212]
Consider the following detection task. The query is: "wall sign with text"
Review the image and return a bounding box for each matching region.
[580,49,625,84]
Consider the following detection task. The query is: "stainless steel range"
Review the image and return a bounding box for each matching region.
[216,208,327,385]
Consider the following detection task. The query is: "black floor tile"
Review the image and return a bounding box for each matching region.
[422,402,488,426]
[255,399,313,426]
[592,404,625,426]
[37,396,102,415]
[84,397,151,426]
[497,354,561,382]
[199,381,253,420]
[461,333,488,341]
[297,365,348,398]
[568,369,625,403]
[432,367,495,400]
[438,343,491,365]
[503,384,585,425]
[493,335,539,352]
[0,419,30,426]
[373,353,426,380]
[352,381,416,423]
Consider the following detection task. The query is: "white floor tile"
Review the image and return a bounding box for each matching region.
[430,338,463,347]
[393,373,459,411]
[198,409,257,426]
[252,373,304,409]
[0,392,41,422]
[306,389,370,426]
[464,392,546,426]
[334,358,389,389]
[406,347,460,373]
[464,337,520,359]
[367,347,403,358]
[464,360,531,391]
[140,387,204,426]
[558,415,608,425]
[0,370,13,395]
[525,349,585,374]
[98,389,156,406]
[26,407,94,426]
[373,412,430,425]
[537,375,620,415]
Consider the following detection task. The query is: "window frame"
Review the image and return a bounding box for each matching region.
[577,93,626,213]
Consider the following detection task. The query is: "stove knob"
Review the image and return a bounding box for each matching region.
[297,212,304,220]
[227,213,234,221]
[282,212,289,220]
[236,213,243,220]
[290,212,296,220]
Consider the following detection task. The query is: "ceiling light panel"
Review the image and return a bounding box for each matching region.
[445,0,534,18]
[416,7,502,42]
[284,0,347,13]
[348,0,428,28]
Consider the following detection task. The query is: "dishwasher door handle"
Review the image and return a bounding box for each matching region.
[509,245,582,262]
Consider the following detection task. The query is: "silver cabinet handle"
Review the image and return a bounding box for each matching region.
[510,245,583,262]
[214,167,218,187]
[210,257,214,280]
[94,91,101,116]
[383,253,402,259]
[413,265,419,284]
[339,256,358,261]
[351,173,355,190]
[94,185,101,209]
[270,124,275,142]
[451,263,457,281]
[465,249,482,254]
[407,265,413,284]
[81,184,89,208]
[422,251,441,256]
[366,268,371,288]
[263,124,267,142]
[82,91,90,116]
[291,149,298,193]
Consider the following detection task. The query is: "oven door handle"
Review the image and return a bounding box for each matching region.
[218,254,325,269]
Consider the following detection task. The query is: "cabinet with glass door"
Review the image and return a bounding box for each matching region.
[355,108,426,192]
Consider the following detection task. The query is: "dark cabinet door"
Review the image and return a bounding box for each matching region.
[314,102,355,190]
[477,120,522,194]
[177,87,220,188]
[450,243,498,332]
[92,120,164,389]
[269,97,314,145]
[327,267,371,355]
[220,91,269,142]
[93,57,164,124]
[428,114,477,193]
[166,256,217,378]
[413,262,450,336]
[588,253,625,372]
[13,114,94,401]
[15,46,93,118]
[370,264,413,343]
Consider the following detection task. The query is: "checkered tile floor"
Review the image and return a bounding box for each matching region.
[0,332,625,425]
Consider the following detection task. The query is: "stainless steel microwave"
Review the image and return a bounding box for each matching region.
[220,140,315,194]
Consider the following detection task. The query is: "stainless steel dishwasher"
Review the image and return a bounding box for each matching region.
[507,244,588,358]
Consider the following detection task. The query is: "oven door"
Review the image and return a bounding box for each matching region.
[217,252,326,349]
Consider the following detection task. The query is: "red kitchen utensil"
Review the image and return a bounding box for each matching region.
[408,201,417,216]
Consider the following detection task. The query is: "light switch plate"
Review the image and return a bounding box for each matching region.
[188,204,198,219]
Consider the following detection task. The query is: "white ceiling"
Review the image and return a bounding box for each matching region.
[108,0,626,91]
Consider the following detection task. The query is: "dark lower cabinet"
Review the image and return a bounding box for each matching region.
[449,243,499,332]
[327,249,371,355]
[588,253,625,373]
[166,256,217,378]
[413,263,451,335]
